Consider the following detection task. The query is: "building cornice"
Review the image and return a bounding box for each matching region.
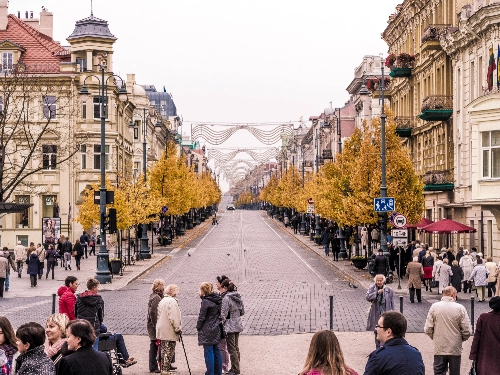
[441,3,500,57]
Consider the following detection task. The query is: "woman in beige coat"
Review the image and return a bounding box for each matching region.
[156,284,182,375]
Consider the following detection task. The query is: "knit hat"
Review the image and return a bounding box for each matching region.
[489,296,500,312]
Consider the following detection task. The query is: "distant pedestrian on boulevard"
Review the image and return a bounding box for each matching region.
[1,246,16,294]
[366,274,394,349]
[14,240,26,278]
[406,256,424,303]
[373,250,389,277]
[45,244,57,280]
[364,311,424,375]
[300,330,358,375]
[321,228,330,257]
[424,286,471,375]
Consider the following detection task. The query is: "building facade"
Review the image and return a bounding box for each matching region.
[0,4,172,248]
[440,0,500,259]
[382,0,470,249]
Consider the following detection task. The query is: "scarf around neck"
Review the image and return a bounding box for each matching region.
[44,338,66,359]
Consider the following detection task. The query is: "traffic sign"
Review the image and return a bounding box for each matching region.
[374,197,395,212]
[161,206,169,214]
[307,204,315,214]
[308,197,314,204]
[393,214,407,228]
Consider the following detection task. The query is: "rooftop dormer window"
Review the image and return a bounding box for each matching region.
[0,51,13,74]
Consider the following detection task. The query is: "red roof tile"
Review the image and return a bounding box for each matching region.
[0,15,68,73]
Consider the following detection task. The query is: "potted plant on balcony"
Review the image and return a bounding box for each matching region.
[351,255,368,270]
[387,53,415,78]
[366,77,391,92]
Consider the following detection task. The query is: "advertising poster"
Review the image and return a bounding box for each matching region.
[42,217,61,245]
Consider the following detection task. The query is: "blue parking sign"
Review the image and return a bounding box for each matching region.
[374,197,395,212]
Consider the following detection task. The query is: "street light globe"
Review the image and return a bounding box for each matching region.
[118,84,128,102]
[79,84,89,102]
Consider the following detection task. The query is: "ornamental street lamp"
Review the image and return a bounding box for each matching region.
[315,120,331,173]
[79,63,128,284]
[359,60,389,256]
[128,108,158,260]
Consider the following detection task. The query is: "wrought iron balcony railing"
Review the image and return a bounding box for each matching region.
[421,24,451,44]
[322,149,333,160]
[420,95,453,112]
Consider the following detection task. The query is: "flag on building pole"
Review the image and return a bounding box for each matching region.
[497,45,500,89]
[487,46,496,91]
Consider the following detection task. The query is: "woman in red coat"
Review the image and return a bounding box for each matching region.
[469,296,500,375]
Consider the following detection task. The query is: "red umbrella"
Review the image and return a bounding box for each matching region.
[404,217,434,229]
[419,218,476,234]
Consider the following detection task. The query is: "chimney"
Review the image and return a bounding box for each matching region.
[39,8,53,38]
[0,0,8,31]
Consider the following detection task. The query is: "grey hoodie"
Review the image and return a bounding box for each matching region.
[221,291,245,333]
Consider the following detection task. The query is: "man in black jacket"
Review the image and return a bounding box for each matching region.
[61,236,72,271]
[80,231,90,259]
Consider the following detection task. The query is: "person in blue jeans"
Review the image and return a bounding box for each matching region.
[197,282,222,375]
[321,228,330,256]
[99,323,136,367]
[1,247,17,292]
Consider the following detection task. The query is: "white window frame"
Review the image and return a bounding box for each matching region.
[482,130,500,179]
[0,52,13,74]
[80,144,87,170]
[42,145,57,170]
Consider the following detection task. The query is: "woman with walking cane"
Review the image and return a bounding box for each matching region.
[156,284,182,375]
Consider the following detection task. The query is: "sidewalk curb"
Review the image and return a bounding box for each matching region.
[126,218,213,286]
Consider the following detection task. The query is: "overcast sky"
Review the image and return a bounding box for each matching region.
[13,0,400,191]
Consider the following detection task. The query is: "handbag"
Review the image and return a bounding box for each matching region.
[72,250,78,257]
[468,361,476,375]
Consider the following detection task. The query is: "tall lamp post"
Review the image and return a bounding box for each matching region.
[129,108,159,259]
[79,64,128,284]
[315,120,331,172]
[359,60,389,255]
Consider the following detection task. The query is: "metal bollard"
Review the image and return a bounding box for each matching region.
[52,293,56,314]
[399,295,404,314]
[470,296,475,334]
[329,295,333,330]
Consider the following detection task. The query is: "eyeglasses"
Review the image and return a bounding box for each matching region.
[375,325,386,329]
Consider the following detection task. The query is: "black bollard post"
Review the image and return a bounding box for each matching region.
[399,295,404,314]
[52,293,56,314]
[470,296,475,334]
[329,295,333,330]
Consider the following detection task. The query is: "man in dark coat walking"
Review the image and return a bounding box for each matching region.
[321,228,330,256]
[374,250,389,276]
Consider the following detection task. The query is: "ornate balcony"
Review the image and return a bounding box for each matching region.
[421,24,451,52]
[423,170,454,191]
[322,149,333,160]
[419,95,453,121]
[394,116,414,137]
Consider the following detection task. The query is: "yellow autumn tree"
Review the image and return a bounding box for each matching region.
[327,108,424,226]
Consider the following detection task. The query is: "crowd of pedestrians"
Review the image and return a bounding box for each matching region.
[147,275,245,375]
[0,231,101,298]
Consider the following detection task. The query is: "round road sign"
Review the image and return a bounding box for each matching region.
[393,214,407,228]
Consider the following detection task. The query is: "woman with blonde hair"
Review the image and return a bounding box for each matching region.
[300,330,357,375]
[45,313,72,369]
